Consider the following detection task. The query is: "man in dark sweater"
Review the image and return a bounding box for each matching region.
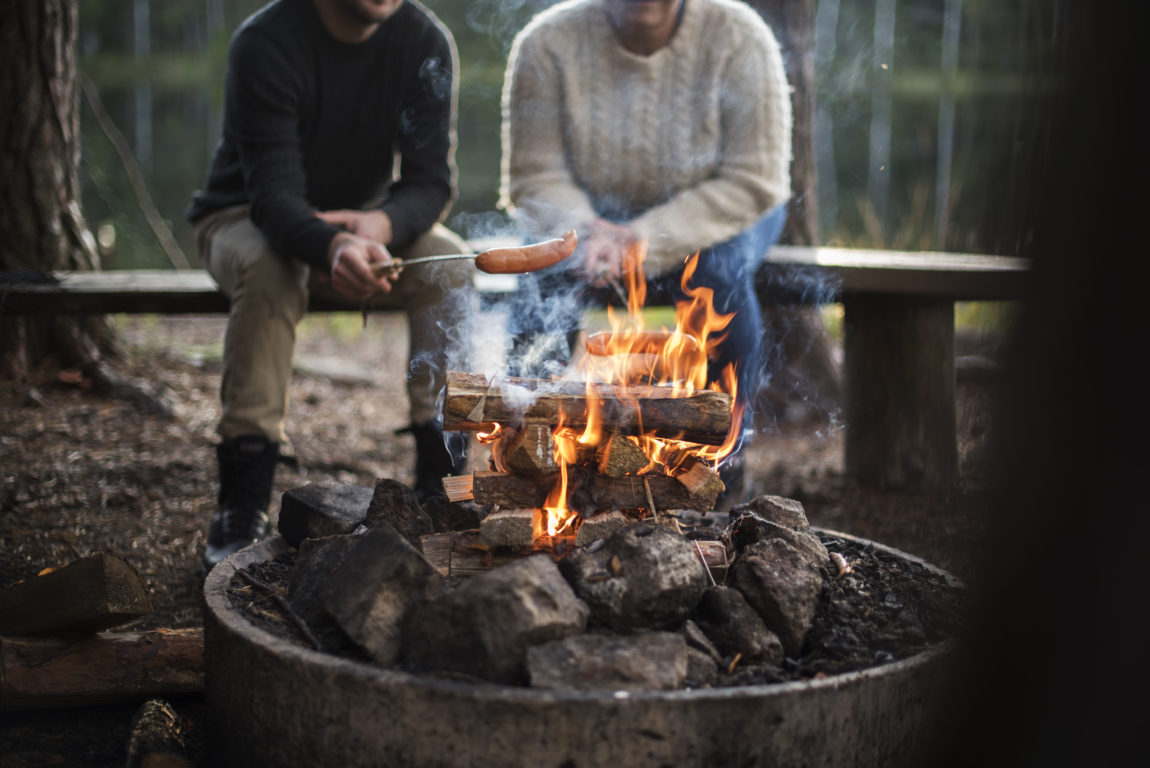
[188,0,473,572]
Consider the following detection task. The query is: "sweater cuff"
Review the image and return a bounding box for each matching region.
[295,225,340,271]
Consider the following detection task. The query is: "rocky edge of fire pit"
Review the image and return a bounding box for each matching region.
[227,479,965,692]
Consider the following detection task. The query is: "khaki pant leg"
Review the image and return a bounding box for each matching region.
[395,224,477,424]
[308,222,476,425]
[195,206,309,443]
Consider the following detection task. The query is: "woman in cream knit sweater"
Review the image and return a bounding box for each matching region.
[500,0,793,502]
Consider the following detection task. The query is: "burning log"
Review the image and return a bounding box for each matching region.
[503,422,559,475]
[471,470,555,509]
[479,508,543,549]
[574,510,629,547]
[674,456,725,499]
[443,371,732,446]
[471,470,721,515]
[597,432,649,478]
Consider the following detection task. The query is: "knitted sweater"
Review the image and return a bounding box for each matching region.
[186,0,458,269]
[500,0,792,277]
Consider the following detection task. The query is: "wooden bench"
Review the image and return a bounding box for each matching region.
[0,245,1029,493]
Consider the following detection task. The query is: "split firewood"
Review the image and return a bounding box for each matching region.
[504,422,559,476]
[479,508,543,549]
[470,471,721,514]
[0,553,152,636]
[597,433,649,478]
[471,470,557,510]
[674,456,725,499]
[442,474,475,503]
[419,531,545,578]
[574,510,629,547]
[1,629,203,711]
[443,371,732,446]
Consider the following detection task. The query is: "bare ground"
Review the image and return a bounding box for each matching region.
[0,313,999,766]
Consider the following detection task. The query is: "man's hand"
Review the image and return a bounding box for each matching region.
[317,209,393,245]
[579,218,639,286]
[327,231,394,301]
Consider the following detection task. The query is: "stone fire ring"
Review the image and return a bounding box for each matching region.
[204,531,958,768]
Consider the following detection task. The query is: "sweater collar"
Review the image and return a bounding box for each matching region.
[600,0,698,63]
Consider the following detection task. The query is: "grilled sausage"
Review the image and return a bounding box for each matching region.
[474,230,577,274]
[584,329,703,357]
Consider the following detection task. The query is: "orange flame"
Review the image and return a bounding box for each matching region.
[485,238,745,535]
[577,241,743,472]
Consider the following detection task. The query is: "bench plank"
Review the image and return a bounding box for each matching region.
[0,247,1028,315]
[765,246,1030,301]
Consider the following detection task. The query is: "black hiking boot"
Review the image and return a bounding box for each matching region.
[202,435,278,574]
[400,422,469,503]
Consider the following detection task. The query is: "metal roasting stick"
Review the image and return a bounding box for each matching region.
[370,253,476,278]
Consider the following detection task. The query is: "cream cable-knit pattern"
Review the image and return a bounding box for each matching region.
[500,0,792,276]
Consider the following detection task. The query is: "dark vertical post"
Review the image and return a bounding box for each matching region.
[748,0,843,424]
[843,296,957,491]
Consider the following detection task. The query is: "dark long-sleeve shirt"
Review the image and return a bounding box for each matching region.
[187,0,457,269]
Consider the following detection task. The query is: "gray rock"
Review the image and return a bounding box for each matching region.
[686,646,721,687]
[730,495,810,530]
[726,512,829,566]
[322,523,444,666]
[728,539,824,657]
[559,522,709,632]
[278,483,373,547]
[420,496,481,533]
[403,555,589,684]
[526,632,688,691]
[287,533,363,654]
[693,585,784,664]
[365,478,434,547]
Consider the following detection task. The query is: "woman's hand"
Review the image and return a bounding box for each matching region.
[317,209,393,245]
[580,218,638,286]
[326,231,394,301]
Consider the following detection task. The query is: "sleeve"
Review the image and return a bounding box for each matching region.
[630,21,793,275]
[499,28,598,241]
[227,29,339,269]
[379,20,459,248]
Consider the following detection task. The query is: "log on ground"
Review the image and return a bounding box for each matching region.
[1,628,203,711]
[0,553,152,636]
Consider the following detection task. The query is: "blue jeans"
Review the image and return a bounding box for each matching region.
[506,205,787,449]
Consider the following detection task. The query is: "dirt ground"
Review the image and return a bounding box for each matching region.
[0,312,1000,766]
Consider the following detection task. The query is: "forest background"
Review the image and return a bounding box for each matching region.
[78,0,1059,276]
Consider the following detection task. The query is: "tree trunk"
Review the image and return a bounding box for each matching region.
[0,0,111,379]
[746,0,843,425]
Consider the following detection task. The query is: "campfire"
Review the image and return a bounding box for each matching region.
[199,238,965,766]
[442,241,742,553]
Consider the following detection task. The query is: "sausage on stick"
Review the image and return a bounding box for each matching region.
[371,230,578,278]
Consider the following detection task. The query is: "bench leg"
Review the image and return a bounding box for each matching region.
[842,296,957,492]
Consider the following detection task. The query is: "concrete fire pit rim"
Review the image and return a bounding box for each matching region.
[203,529,959,704]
